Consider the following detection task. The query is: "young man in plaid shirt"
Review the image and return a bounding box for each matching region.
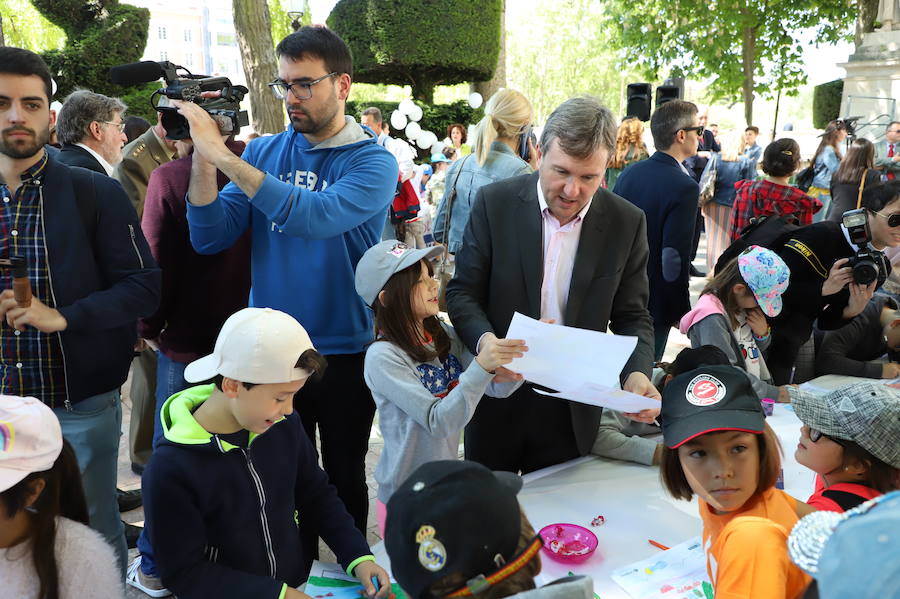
[0,47,160,571]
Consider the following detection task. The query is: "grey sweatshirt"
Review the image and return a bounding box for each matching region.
[365,323,516,503]
[508,576,594,599]
[591,409,660,465]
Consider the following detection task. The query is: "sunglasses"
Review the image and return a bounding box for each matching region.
[682,126,705,137]
[873,210,900,228]
[809,428,846,445]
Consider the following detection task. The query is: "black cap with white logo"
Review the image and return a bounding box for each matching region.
[661,365,765,449]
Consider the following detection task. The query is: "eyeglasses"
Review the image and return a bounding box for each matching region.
[268,72,338,100]
[873,210,900,228]
[809,428,846,445]
[681,126,705,137]
[100,121,126,133]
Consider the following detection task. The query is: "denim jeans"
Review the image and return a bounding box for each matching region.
[53,389,127,574]
[138,351,191,577]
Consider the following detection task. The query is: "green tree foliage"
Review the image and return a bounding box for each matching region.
[30,0,157,120]
[0,0,65,51]
[813,79,843,129]
[346,99,483,159]
[605,0,854,126]
[506,0,640,123]
[328,0,502,104]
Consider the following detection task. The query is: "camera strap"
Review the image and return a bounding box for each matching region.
[856,168,869,209]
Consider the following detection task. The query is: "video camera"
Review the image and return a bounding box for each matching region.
[836,116,862,140]
[109,61,249,140]
[841,208,889,286]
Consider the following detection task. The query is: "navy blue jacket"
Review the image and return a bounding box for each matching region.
[31,156,159,405]
[613,152,699,328]
[143,385,374,599]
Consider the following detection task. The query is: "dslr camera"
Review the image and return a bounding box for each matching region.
[109,61,249,140]
[841,208,889,286]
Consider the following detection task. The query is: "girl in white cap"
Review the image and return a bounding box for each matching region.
[0,395,122,599]
[355,241,528,535]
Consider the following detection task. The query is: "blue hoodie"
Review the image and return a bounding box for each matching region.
[142,385,374,599]
[187,117,397,354]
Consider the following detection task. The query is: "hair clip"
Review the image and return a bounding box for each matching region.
[781,150,793,156]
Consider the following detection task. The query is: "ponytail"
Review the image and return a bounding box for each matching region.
[471,89,533,165]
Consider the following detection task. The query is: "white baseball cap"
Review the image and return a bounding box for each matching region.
[184,308,317,384]
[0,395,63,492]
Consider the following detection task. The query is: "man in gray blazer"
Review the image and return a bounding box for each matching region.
[447,97,659,473]
[875,121,900,180]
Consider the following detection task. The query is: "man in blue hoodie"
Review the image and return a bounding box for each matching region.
[174,25,397,556]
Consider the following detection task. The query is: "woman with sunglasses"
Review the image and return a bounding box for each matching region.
[763,181,900,386]
[787,383,900,512]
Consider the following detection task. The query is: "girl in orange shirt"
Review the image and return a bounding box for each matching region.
[659,365,816,599]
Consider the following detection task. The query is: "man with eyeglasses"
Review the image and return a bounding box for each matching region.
[613,99,701,361]
[55,89,127,176]
[172,25,396,573]
[875,121,900,181]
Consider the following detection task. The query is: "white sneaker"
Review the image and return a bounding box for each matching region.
[126,556,172,597]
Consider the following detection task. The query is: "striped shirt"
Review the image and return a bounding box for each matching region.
[0,153,68,408]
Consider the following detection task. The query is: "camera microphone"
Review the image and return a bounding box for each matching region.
[108,61,177,86]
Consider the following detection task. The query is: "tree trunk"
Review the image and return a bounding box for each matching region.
[472,0,506,103]
[411,76,434,104]
[856,0,880,45]
[0,15,5,47]
[741,24,756,126]
[233,0,284,134]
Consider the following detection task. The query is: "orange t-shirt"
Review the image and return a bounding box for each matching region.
[699,487,811,599]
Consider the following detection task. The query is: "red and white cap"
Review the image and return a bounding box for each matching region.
[185,308,317,384]
[0,395,63,492]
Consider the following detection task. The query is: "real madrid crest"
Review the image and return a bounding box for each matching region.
[416,525,447,571]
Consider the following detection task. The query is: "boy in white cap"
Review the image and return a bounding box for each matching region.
[139,308,390,599]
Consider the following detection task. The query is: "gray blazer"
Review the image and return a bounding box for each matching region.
[874,140,900,176]
[447,172,655,453]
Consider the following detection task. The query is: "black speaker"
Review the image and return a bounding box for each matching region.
[655,85,681,108]
[625,83,652,121]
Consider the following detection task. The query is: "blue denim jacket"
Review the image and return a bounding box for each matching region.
[812,145,841,189]
[433,141,532,253]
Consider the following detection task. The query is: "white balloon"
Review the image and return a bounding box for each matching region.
[416,131,437,149]
[468,92,483,109]
[389,110,407,130]
[405,122,422,139]
[430,141,446,155]
[399,98,417,116]
[407,104,423,122]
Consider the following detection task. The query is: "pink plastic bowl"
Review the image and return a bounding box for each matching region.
[538,523,598,563]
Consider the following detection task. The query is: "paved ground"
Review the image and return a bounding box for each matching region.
[120,238,711,597]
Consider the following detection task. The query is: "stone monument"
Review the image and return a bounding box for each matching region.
[839,0,900,137]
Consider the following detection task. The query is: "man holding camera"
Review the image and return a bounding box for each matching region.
[173,26,396,562]
[0,47,160,571]
[766,181,900,384]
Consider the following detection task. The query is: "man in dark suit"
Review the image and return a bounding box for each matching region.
[56,89,127,175]
[613,100,701,361]
[447,97,659,474]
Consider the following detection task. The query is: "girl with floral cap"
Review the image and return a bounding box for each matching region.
[679,245,791,402]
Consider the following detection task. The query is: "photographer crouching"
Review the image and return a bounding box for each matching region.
[767,180,900,384]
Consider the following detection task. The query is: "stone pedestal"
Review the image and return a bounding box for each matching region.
[839,28,900,134]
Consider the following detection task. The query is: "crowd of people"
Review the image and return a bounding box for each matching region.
[1,23,899,599]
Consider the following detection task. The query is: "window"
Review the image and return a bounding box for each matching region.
[184,53,193,66]
[160,51,168,62]
[184,29,192,42]
[216,32,236,47]
[158,26,167,40]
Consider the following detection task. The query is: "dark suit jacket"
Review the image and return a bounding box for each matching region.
[613,152,698,329]
[57,144,106,174]
[447,172,655,454]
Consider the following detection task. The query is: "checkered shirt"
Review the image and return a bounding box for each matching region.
[0,154,68,408]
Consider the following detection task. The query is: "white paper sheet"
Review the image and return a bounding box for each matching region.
[504,312,638,390]
[534,383,660,412]
[610,536,712,599]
